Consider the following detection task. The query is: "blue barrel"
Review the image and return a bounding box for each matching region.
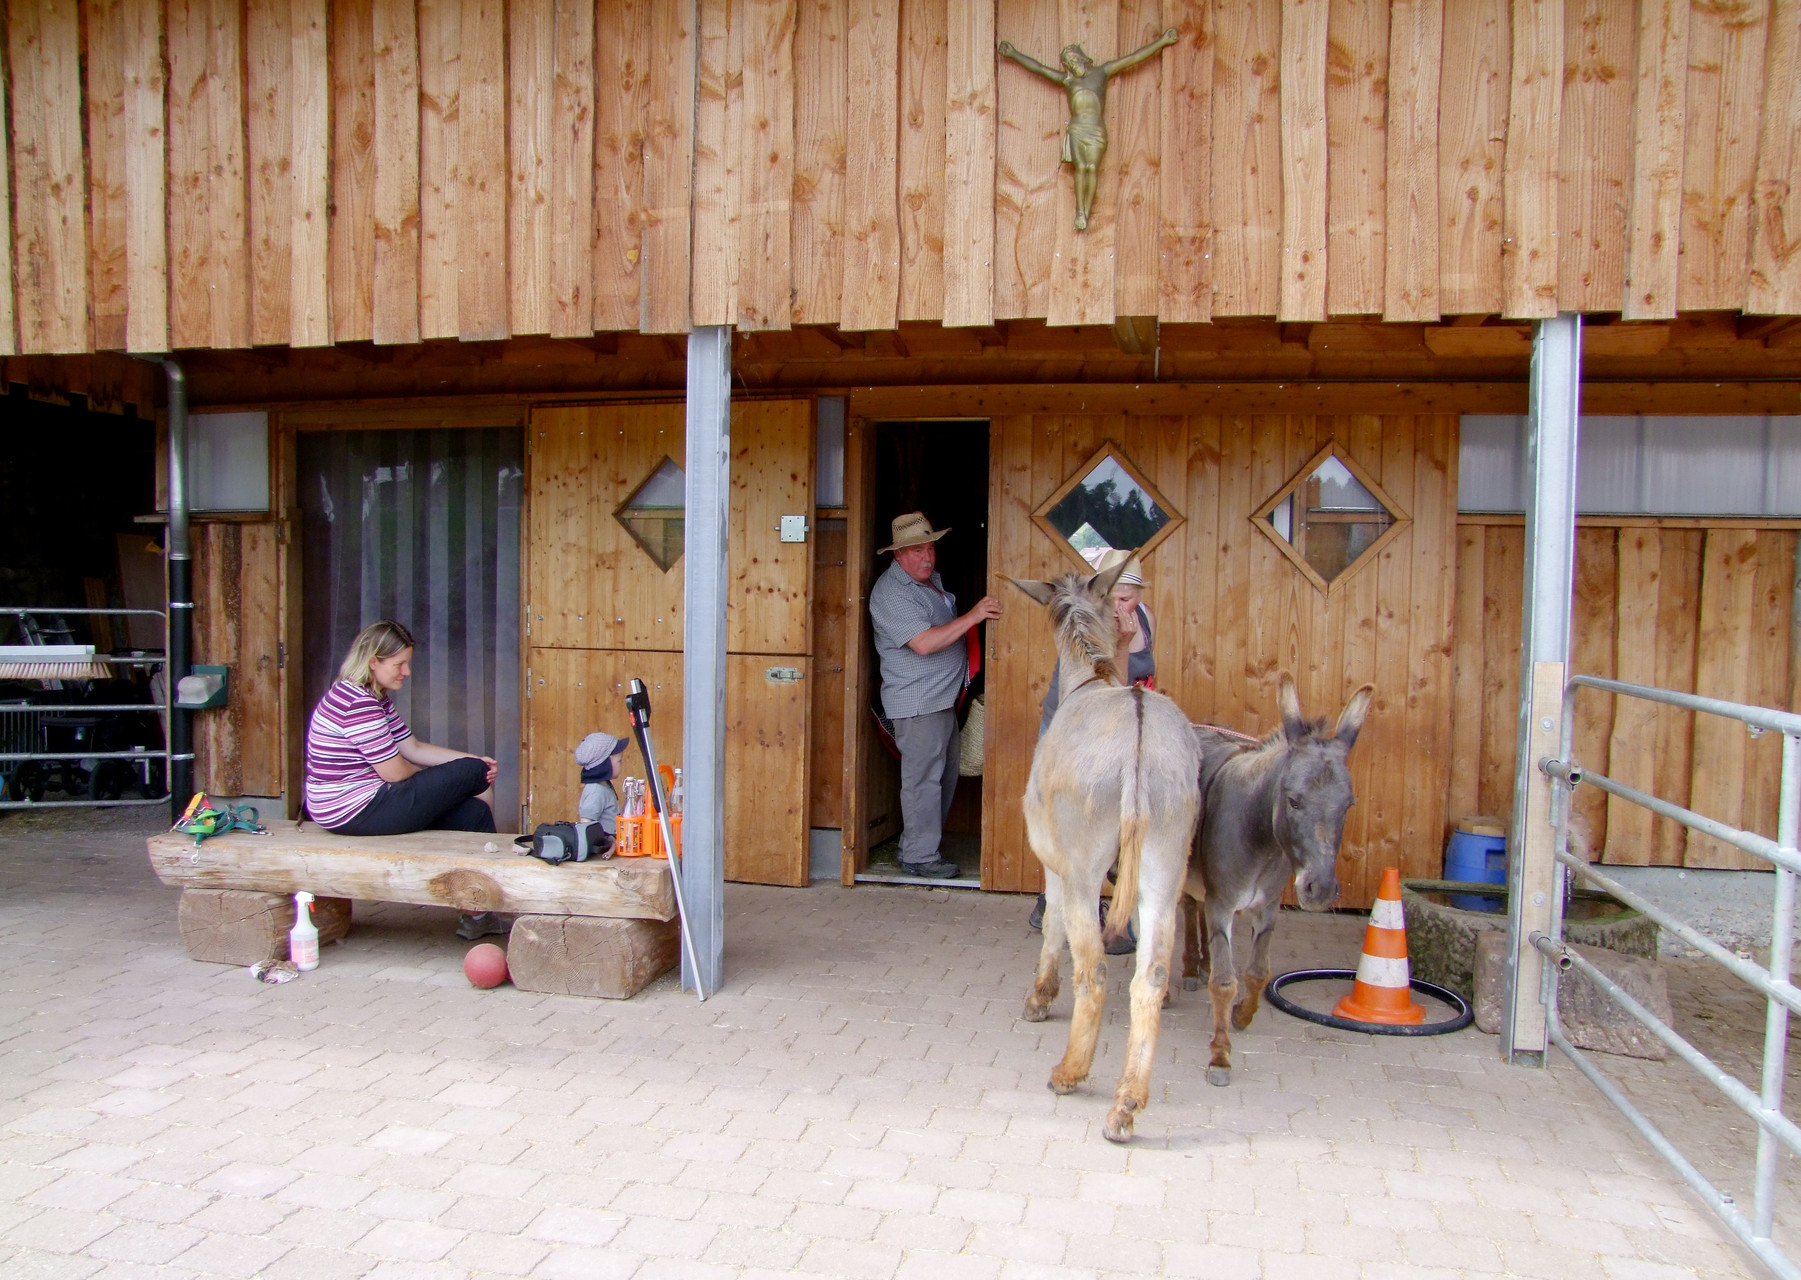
[1445,816,1508,885]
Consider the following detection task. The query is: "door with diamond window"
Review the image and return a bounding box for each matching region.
[524,401,815,886]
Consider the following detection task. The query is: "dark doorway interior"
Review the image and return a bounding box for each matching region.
[865,420,990,883]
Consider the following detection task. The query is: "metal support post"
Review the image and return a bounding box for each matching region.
[1755,733,1800,1238]
[1504,312,1581,1064]
[681,326,730,996]
[163,359,193,821]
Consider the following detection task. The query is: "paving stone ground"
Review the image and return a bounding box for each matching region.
[0,806,1792,1278]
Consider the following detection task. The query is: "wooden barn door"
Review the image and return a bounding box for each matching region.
[525,400,815,886]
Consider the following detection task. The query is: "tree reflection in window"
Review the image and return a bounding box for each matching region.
[615,456,686,571]
[1037,448,1179,570]
[1252,444,1408,593]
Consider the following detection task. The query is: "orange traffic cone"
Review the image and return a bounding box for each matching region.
[1333,867,1426,1025]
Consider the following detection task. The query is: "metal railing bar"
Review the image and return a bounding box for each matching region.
[1531,933,1801,1159]
[1556,763,1798,873]
[1569,673,1801,739]
[1555,850,1801,1020]
[1547,1019,1801,1280]
[1,607,168,619]
[0,704,172,714]
[0,750,181,762]
[0,798,170,809]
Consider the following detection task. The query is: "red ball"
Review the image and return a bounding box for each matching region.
[463,943,509,989]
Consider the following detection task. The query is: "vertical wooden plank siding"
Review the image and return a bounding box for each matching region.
[372,0,421,345]
[794,0,849,324]
[87,0,129,351]
[458,0,508,340]
[1749,0,1801,313]
[1502,0,1563,318]
[740,0,799,330]
[1568,527,1618,853]
[1437,0,1507,314]
[548,0,596,338]
[993,0,1060,318]
[943,0,995,326]
[841,0,901,329]
[1382,0,1439,320]
[1325,0,1388,316]
[592,0,645,332]
[1046,0,1119,329]
[1623,0,1689,319]
[11,0,90,352]
[1279,0,1330,321]
[0,22,12,352]
[691,0,736,327]
[1688,528,1760,867]
[1680,0,1768,311]
[1606,526,1661,862]
[1212,0,1283,316]
[121,0,168,352]
[508,0,555,335]
[167,0,251,349]
[1446,523,1485,825]
[291,0,332,346]
[1111,0,1164,318]
[897,0,946,323]
[330,0,376,343]
[1159,2,1212,321]
[247,0,296,347]
[1556,0,1633,312]
[417,0,460,339]
[641,0,696,333]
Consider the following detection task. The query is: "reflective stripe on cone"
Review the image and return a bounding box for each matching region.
[1333,866,1426,1025]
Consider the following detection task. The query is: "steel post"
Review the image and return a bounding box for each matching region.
[163,359,192,821]
[1755,734,1800,1238]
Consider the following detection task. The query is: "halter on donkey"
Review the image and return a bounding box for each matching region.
[1006,558,1201,1143]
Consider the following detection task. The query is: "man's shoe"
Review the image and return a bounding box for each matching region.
[1028,893,1046,931]
[457,911,508,940]
[901,858,961,880]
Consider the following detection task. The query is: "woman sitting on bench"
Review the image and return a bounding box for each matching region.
[305,620,498,838]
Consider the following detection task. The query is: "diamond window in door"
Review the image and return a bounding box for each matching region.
[1252,443,1408,592]
[1033,442,1183,572]
[615,456,686,570]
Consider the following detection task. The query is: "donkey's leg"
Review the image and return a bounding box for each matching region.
[1203,899,1238,1087]
[1232,898,1283,1032]
[1050,866,1110,1095]
[1104,858,1181,1142]
[1180,866,1207,992]
[1023,872,1066,1023]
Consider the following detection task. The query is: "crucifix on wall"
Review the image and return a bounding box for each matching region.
[996,28,1179,231]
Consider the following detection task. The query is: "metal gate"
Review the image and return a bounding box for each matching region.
[1537,674,1800,1279]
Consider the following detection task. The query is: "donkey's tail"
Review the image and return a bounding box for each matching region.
[1105,686,1147,943]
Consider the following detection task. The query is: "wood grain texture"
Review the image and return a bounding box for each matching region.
[1111,0,1164,319]
[372,0,420,345]
[1446,521,1486,826]
[1212,0,1283,316]
[1159,1,1213,322]
[1749,0,1801,313]
[1477,524,1524,820]
[525,646,685,831]
[330,0,376,343]
[1605,526,1661,862]
[87,0,129,351]
[1502,0,1563,318]
[726,400,815,653]
[1624,0,1689,319]
[1688,527,1760,867]
[739,0,799,330]
[1381,0,1438,321]
[897,0,947,323]
[291,0,332,346]
[1679,0,1768,312]
[509,0,555,336]
[1326,0,1388,316]
[458,0,509,340]
[725,653,812,885]
[417,0,460,339]
[691,0,737,327]
[1437,0,1507,314]
[794,0,849,324]
[1280,0,1330,322]
[1046,0,1119,328]
[1650,528,1701,864]
[842,0,902,329]
[191,522,285,797]
[1556,0,1633,312]
[810,517,849,827]
[1568,526,1618,857]
[119,0,168,353]
[641,0,697,332]
[247,0,295,347]
[943,0,995,326]
[10,0,90,352]
[593,0,646,332]
[993,0,1060,318]
[549,0,596,338]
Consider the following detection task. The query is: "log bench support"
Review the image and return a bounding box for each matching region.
[507,915,680,999]
[178,889,353,965]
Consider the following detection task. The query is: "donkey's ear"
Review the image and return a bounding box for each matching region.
[1004,576,1056,606]
[1334,684,1376,748]
[1089,547,1139,598]
[1278,673,1307,741]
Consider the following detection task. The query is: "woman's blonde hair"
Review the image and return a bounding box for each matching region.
[338,620,415,690]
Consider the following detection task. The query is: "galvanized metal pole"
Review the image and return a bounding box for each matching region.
[163,359,194,822]
[1755,732,1799,1238]
[681,326,730,996]
[1504,312,1581,1065]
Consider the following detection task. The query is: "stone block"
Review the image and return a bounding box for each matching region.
[177,889,353,965]
[506,914,679,999]
[1473,930,1672,1059]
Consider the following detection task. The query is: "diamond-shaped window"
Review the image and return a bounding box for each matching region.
[615,456,686,571]
[1252,443,1408,592]
[1033,442,1184,572]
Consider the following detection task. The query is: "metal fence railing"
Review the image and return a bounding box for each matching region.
[1536,674,1801,1280]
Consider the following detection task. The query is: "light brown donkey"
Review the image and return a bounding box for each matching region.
[1007,561,1201,1142]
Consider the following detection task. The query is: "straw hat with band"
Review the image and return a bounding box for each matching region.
[1092,547,1144,587]
[879,511,951,553]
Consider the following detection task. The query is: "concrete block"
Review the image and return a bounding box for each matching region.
[1473,930,1672,1059]
[506,914,679,999]
[178,889,352,965]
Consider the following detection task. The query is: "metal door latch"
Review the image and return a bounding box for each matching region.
[779,515,808,542]
[765,665,804,684]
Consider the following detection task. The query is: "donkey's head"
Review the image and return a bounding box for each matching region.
[1270,675,1375,911]
[1004,553,1136,683]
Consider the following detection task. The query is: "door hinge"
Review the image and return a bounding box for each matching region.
[277,642,286,670]
[525,666,532,697]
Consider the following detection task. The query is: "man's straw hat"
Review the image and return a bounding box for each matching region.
[879,511,950,553]
[1093,547,1145,587]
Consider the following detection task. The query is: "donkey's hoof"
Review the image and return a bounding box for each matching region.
[1207,1066,1232,1088]
[1182,977,1199,992]
[1102,1107,1136,1143]
[1022,999,1050,1023]
[1048,1069,1084,1095]
[1231,1007,1258,1032]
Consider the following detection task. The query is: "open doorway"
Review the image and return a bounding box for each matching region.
[859,420,990,885]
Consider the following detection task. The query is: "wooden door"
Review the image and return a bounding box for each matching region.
[525,400,815,886]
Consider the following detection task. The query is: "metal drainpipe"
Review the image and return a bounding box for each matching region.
[162,359,193,821]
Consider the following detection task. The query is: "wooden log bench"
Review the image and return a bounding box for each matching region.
[146,821,679,998]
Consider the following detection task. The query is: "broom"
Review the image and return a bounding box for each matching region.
[0,645,114,681]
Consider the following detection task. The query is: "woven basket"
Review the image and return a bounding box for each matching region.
[958,696,985,776]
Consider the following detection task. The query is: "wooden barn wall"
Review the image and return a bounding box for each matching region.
[189,520,285,797]
[1446,518,1801,870]
[982,412,1459,909]
[4,0,1799,357]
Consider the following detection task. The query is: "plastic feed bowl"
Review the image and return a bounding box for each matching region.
[464,943,510,989]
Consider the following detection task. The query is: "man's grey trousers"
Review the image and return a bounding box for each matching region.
[892,708,960,866]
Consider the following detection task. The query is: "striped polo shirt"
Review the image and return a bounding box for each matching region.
[304,680,411,828]
[869,559,966,719]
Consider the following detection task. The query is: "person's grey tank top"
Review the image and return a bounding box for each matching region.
[1039,604,1155,737]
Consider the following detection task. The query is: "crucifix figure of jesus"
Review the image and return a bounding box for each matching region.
[997,28,1179,231]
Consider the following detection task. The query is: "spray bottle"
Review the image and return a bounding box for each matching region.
[290,892,319,970]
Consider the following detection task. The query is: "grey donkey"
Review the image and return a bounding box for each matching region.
[1180,674,1374,1086]
[1006,560,1201,1142]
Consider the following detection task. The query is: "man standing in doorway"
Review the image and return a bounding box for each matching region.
[869,512,1002,879]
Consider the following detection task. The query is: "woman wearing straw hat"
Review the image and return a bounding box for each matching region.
[869,512,1002,879]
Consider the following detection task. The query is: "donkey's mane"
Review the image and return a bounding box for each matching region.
[1222,715,1333,783]
[1049,573,1122,684]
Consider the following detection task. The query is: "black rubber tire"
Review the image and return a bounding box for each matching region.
[1264,967,1475,1036]
[89,761,129,801]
